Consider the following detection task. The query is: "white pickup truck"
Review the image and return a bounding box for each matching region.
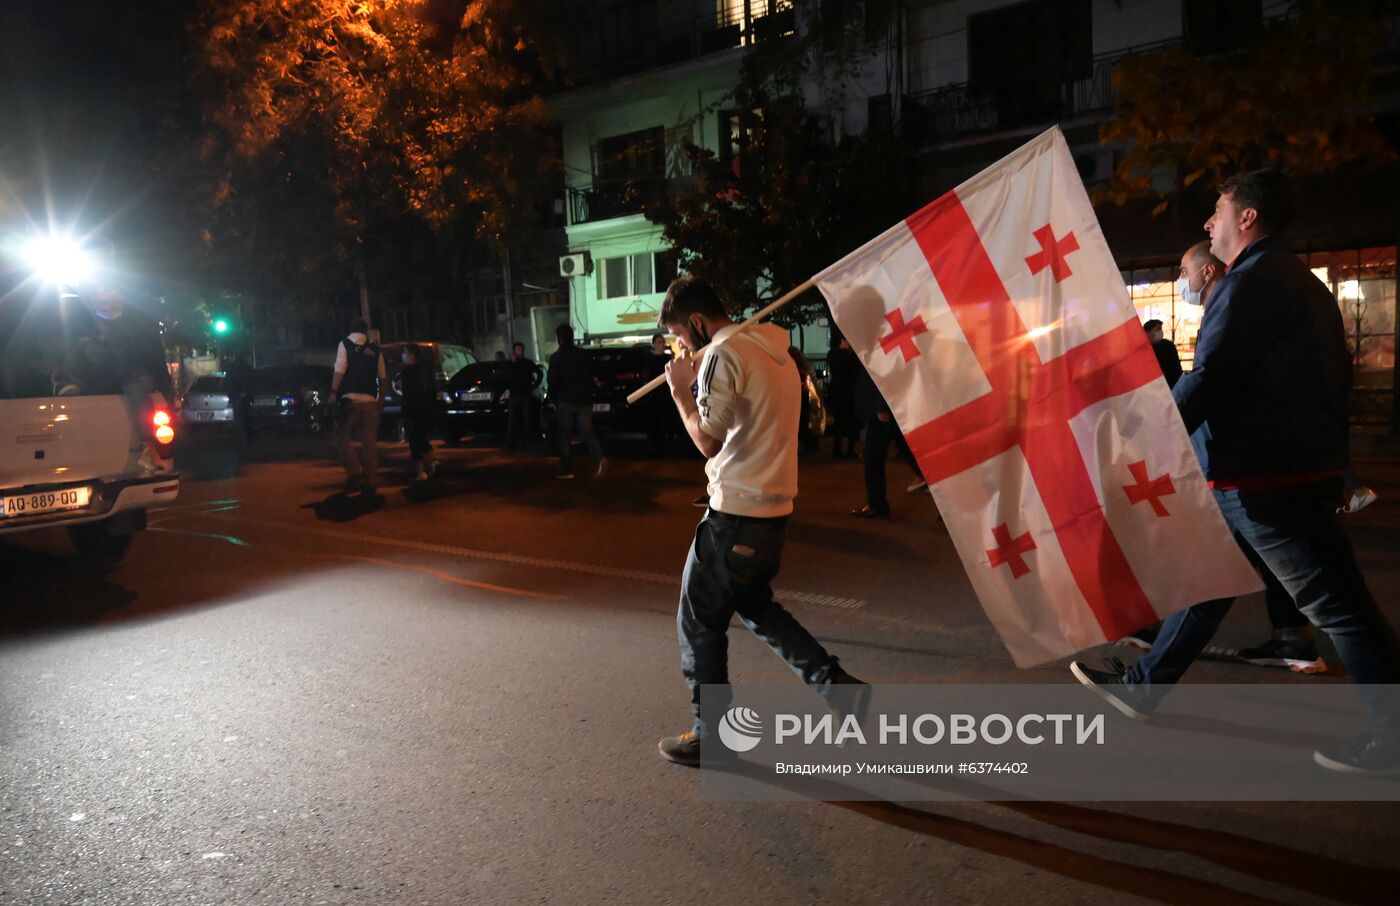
[1,300,180,560]
[1,389,180,559]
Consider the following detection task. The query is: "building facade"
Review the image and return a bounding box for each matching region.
[551,0,1399,424]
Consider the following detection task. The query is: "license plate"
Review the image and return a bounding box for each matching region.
[254,396,278,406]
[197,411,215,421]
[592,403,611,413]
[0,486,93,519]
[462,392,492,402]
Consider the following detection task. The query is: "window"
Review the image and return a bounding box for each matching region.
[594,127,665,186]
[1305,247,1397,389]
[968,0,1091,125]
[867,93,893,133]
[596,252,678,299]
[719,108,762,178]
[1121,266,1203,370]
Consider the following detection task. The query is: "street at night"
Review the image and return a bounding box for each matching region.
[6,0,1400,903]
[4,433,1400,904]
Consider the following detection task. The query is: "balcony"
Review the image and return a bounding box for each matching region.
[567,176,672,226]
[904,40,1174,146]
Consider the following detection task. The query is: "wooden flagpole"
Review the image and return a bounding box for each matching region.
[624,277,817,406]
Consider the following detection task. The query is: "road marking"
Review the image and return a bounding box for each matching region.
[149,523,559,601]
[190,511,868,610]
[332,554,566,601]
[148,526,248,547]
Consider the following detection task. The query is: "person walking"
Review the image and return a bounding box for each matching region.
[328,316,385,495]
[398,344,438,481]
[547,324,606,479]
[1071,170,1400,775]
[826,335,861,459]
[850,363,924,519]
[655,276,865,766]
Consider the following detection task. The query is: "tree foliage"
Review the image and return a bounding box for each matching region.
[1098,0,1395,214]
[192,0,562,305]
[642,11,915,327]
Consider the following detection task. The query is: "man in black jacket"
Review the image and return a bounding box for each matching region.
[1142,319,1183,388]
[1071,170,1400,775]
[547,325,606,479]
[505,342,541,451]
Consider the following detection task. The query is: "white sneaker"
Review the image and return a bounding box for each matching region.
[1339,487,1378,514]
[906,479,928,493]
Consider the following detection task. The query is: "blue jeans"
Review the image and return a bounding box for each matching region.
[678,510,843,735]
[554,401,604,471]
[1124,480,1400,739]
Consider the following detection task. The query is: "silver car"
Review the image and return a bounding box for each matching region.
[180,374,239,425]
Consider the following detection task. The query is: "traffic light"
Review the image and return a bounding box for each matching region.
[213,318,230,335]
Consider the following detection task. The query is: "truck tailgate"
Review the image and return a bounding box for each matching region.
[2,396,134,489]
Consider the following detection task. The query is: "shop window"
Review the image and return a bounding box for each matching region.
[1305,247,1397,389]
[1121,266,1201,370]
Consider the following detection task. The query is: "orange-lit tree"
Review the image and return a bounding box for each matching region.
[194,0,561,322]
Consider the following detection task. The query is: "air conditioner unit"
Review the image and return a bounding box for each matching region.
[559,252,592,278]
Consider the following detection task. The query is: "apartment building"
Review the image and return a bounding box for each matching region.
[551,1,1398,422]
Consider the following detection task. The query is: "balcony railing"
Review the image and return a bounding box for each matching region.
[567,176,672,226]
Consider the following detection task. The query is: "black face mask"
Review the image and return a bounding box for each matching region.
[690,316,713,350]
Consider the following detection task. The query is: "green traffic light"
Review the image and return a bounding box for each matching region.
[213,318,230,334]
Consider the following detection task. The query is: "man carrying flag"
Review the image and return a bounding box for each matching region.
[815,127,1260,668]
[655,276,865,766]
[1070,170,1400,775]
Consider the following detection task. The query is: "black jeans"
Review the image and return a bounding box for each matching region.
[678,509,843,735]
[507,395,532,450]
[863,415,920,513]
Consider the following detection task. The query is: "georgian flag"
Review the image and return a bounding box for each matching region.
[815,127,1261,667]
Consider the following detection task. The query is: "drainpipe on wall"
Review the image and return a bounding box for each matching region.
[502,246,517,348]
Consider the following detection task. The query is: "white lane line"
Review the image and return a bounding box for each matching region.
[190,511,868,611]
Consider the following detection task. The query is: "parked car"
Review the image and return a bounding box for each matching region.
[247,365,332,431]
[439,361,508,436]
[0,296,179,560]
[439,360,545,441]
[180,374,241,427]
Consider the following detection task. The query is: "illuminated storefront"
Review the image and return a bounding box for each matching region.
[1124,245,1397,424]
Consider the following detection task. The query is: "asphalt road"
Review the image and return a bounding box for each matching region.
[3,427,1399,905]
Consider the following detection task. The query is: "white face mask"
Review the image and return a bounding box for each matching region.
[1175,277,1203,307]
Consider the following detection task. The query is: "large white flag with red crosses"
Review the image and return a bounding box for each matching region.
[815,127,1261,667]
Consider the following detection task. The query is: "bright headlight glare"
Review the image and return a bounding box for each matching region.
[22,236,94,286]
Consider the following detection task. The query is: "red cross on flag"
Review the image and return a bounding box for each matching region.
[814,127,1261,667]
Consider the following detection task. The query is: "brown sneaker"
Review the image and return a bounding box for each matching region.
[657,730,704,766]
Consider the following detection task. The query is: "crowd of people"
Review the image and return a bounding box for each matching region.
[312,168,1397,776]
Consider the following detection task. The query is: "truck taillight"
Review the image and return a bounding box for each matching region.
[152,408,175,445]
